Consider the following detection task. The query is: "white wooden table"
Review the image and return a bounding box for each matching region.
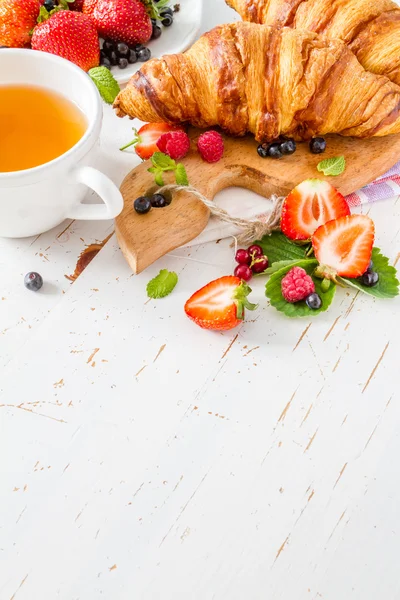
[1,2,400,598]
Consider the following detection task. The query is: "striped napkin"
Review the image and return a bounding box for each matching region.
[186,160,400,247]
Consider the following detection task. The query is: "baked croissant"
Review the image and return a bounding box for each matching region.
[114,23,400,142]
[226,0,400,86]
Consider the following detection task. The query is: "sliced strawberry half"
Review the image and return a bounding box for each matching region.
[119,122,184,160]
[312,214,375,278]
[184,276,257,331]
[281,179,351,240]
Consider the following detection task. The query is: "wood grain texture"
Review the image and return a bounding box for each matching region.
[116,128,400,273]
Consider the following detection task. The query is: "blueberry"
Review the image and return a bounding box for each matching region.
[151,24,162,39]
[161,13,173,26]
[257,143,269,158]
[128,49,137,64]
[280,138,296,155]
[118,57,128,69]
[309,137,327,154]
[151,18,158,26]
[267,142,283,159]
[134,196,152,214]
[116,42,129,57]
[151,193,168,208]
[101,57,111,69]
[361,271,379,287]
[109,50,118,66]
[102,40,115,55]
[24,272,43,292]
[137,47,151,62]
[306,293,322,309]
[160,7,174,17]
[134,44,145,51]
[43,0,55,10]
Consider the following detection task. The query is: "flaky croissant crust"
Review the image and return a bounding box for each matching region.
[226,0,400,86]
[114,23,400,142]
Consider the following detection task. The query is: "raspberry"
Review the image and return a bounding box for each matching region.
[197,130,224,163]
[281,267,315,303]
[156,131,190,160]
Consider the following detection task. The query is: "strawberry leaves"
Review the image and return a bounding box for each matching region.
[256,232,308,264]
[265,260,336,317]
[143,0,171,20]
[338,248,399,299]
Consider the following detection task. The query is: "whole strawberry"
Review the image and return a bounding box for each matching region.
[86,0,152,45]
[82,0,97,16]
[0,0,41,47]
[31,10,100,72]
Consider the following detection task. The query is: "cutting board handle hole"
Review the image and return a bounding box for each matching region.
[144,185,173,205]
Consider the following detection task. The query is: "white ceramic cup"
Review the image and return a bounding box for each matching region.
[0,49,123,238]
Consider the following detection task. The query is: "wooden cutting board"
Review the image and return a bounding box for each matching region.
[116,128,400,274]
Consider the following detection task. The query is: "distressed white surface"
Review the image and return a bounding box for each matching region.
[1,1,400,599]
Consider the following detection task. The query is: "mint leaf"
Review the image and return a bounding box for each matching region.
[317,155,346,176]
[175,163,189,186]
[147,269,178,299]
[265,260,336,317]
[152,152,176,170]
[154,171,164,186]
[257,232,308,265]
[338,248,399,299]
[88,67,120,104]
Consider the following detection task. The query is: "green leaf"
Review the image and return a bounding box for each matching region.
[154,171,164,186]
[151,152,176,171]
[265,260,336,317]
[257,232,308,265]
[88,67,120,104]
[143,0,171,19]
[338,247,399,299]
[175,163,189,186]
[265,259,309,275]
[146,269,178,299]
[317,155,346,176]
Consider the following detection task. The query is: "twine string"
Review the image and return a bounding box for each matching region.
[157,184,284,246]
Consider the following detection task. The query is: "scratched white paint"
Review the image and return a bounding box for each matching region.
[1,1,400,599]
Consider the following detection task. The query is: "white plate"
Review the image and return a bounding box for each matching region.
[111,0,203,85]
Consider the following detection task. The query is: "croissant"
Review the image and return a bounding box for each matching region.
[114,23,400,142]
[226,0,400,86]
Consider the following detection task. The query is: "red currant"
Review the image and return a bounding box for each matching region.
[251,256,269,274]
[234,264,253,281]
[248,244,263,258]
[235,248,251,265]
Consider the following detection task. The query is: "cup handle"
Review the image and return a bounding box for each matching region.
[66,165,123,220]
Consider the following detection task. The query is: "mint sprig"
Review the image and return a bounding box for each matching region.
[265,260,336,317]
[317,156,346,177]
[147,269,178,299]
[88,67,120,104]
[338,248,399,299]
[148,152,189,186]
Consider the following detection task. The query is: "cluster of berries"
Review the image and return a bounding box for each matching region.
[234,245,269,281]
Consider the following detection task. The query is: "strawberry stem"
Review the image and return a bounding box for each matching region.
[119,129,141,152]
[232,282,258,320]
